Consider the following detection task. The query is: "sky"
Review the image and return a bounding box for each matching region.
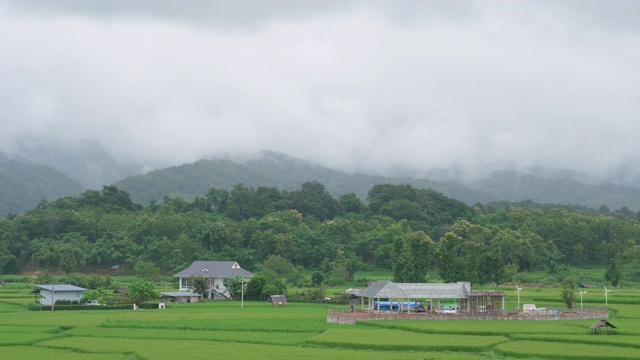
[1,0,639,180]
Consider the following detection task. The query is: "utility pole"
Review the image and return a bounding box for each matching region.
[51,274,55,312]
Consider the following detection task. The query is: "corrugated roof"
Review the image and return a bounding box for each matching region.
[344,288,363,296]
[173,261,254,278]
[35,285,88,292]
[160,292,202,297]
[590,320,617,330]
[361,280,408,298]
[360,281,471,299]
[398,282,470,299]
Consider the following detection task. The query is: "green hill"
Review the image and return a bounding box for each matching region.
[468,170,640,212]
[115,151,640,212]
[0,160,85,216]
[114,151,484,205]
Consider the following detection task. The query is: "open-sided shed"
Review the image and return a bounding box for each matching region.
[359,280,480,313]
[590,320,617,335]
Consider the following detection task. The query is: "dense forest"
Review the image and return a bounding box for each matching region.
[1,182,639,289]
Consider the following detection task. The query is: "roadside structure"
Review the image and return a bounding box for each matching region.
[173,261,254,299]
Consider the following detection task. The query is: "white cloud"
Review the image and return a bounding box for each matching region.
[1,0,639,180]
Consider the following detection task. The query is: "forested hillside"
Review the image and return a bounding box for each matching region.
[0,160,85,216]
[468,170,640,212]
[115,151,640,211]
[113,151,477,205]
[1,182,637,289]
[4,149,640,216]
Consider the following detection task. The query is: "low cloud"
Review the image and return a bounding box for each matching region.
[1,0,639,180]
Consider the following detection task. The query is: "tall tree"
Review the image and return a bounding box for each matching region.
[393,231,434,282]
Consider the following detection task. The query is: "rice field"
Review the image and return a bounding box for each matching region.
[1,284,639,359]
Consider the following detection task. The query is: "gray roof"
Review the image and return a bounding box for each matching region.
[173,261,254,278]
[398,282,471,299]
[590,320,617,330]
[361,280,407,298]
[35,284,88,292]
[160,292,202,297]
[360,281,471,299]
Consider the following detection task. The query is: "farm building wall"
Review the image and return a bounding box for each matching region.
[39,289,84,306]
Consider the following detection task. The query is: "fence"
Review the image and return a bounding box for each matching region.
[327,306,608,325]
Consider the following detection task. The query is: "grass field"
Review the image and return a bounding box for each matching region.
[1,277,639,359]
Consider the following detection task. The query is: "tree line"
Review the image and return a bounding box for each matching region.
[1,182,639,289]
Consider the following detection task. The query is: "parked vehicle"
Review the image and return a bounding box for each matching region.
[372,301,424,311]
[84,300,101,306]
[441,305,460,314]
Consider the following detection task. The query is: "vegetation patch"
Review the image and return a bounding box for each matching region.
[360,319,591,336]
[306,328,508,352]
[0,329,65,346]
[0,346,127,360]
[495,340,640,359]
[509,334,640,348]
[66,326,314,345]
[37,336,466,360]
[101,310,330,333]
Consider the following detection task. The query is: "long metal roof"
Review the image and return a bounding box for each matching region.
[360,280,407,298]
[160,292,202,297]
[360,281,471,299]
[398,282,470,299]
[35,285,88,292]
[173,261,254,278]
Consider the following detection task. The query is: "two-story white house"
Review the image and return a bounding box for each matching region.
[173,261,254,299]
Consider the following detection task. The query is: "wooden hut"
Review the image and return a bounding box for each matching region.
[590,320,617,335]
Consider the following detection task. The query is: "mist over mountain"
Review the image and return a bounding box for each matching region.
[4,140,640,215]
[3,1,640,194]
[0,158,84,215]
[5,136,145,189]
[112,151,640,212]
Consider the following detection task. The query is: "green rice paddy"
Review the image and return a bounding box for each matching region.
[1,284,639,359]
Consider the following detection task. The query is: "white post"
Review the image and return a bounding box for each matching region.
[604,286,611,308]
[241,277,244,308]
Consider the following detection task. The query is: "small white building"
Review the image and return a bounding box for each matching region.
[35,284,88,306]
[173,261,254,299]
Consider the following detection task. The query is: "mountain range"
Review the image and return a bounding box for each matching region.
[3,145,640,216]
